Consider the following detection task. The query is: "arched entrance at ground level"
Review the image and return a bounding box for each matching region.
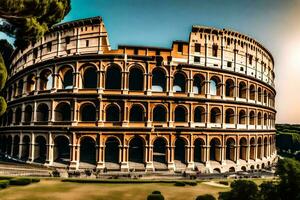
[21,136,30,160]
[0,136,6,153]
[174,138,186,164]
[194,139,205,163]
[80,137,96,164]
[105,137,120,164]
[229,167,235,172]
[226,138,235,161]
[13,135,20,158]
[250,138,256,160]
[239,138,247,160]
[257,138,262,159]
[153,138,167,165]
[34,136,47,163]
[6,136,12,155]
[128,137,144,163]
[264,137,268,158]
[54,136,70,164]
[241,166,247,172]
[210,138,221,162]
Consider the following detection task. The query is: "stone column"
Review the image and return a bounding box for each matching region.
[167,145,175,171]
[69,132,79,170]
[29,133,35,162]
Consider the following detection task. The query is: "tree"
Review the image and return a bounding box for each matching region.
[259,181,280,200]
[0,39,14,70]
[195,194,216,200]
[0,53,7,116]
[218,180,259,200]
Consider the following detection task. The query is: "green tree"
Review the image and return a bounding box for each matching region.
[218,180,259,200]
[259,181,280,200]
[0,39,14,70]
[0,53,7,115]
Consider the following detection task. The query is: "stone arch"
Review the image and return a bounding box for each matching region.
[12,135,20,158]
[6,135,12,155]
[153,137,168,167]
[249,111,255,125]
[173,71,187,93]
[194,106,205,123]
[213,168,221,173]
[210,107,221,123]
[249,84,255,100]
[210,76,221,95]
[152,67,166,92]
[105,137,120,165]
[24,105,33,123]
[194,138,205,163]
[53,135,70,164]
[17,79,23,96]
[174,105,188,122]
[82,66,97,89]
[225,79,235,97]
[258,87,262,102]
[58,66,73,89]
[174,137,187,165]
[7,109,13,125]
[153,105,167,122]
[55,102,71,121]
[264,113,268,126]
[210,137,221,162]
[239,81,247,98]
[39,69,53,90]
[129,104,145,122]
[128,136,145,164]
[238,110,247,124]
[34,135,47,163]
[258,112,262,125]
[36,103,49,122]
[105,64,122,90]
[241,166,247,172]
[264,137,268,158]
[80,103,96,121]
[225,108,235,124]
[80,136,96,165]
[105,104,121,122]
[129,66,144,91]
[250,137,256,160]
[229,167,235,172]
[239,137,248,160]
[21,135,30,160]
[26,74,36,93]
[193,74,205,94]
[264,90,267,103]
[257,137,263,159]
[226,138,235,161]
[15,107,22,125]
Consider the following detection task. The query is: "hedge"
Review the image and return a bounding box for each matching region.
[9,178,32,186]
[62,179,198,185]
[195,194,216,200]
[0,180,9,189]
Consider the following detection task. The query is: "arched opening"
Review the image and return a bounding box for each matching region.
[239,138,247,160]
[250,85,255,100]
[250,138,255,160]
[258,87,262,102]
[210,138,221,162]
[129,67,144,91]
[264,137,268,158]
[173,72,186,93]
[153,105,167,122]
[80,103,96,121]
[225,108,234,124]
[226,138,235,161]
[264,90,267,104]
[174,106,187,122]
[210,107,221,123]
[174,137,186,165]
[194,106,205,123]
[213,168,221,173]
[129,137,144,164]
[249,111,255,125]
[62,68,73,89]
[37,104,49,122]
[54,136,70,164]
[129,104,144,122]
[194,138,205,163]
[239,82,247,98]
[239,110,247,124]
[153,137,167,167]
[21,136,30,160]
[210,76,221,96]
[24,105,32,123]
[225,79,235,97]
[264,113,268,126]
[241,166,247,172]
[40,69,53,90]
[105,137,120,165]
[35,136,47,163]
[55,102,71,121]
[17,79,23,96]
[7,109,13,125]
[6,136,12,155]
[193,74,205,94]
[258,112,262,125]
[229,167,235,172]
[105,65,121,89]
[80,137,96,164]
[83,67,97,89]
[257,138,262,159]
[13,135,20,158]
[106,104,120,122]
[15,107,22,125]
[152,68,166,92]
[26,74,36,93]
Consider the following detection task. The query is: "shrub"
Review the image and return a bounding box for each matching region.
[0,180,9,189]
[0,176,13,180]
[9,178,32,186]
[219,181,229,186]
[187,181,198,186]
[152,191,161,194]
[147,191,165,200]
[52,170,60,177]
[31,178,40,183]
[174,181,186,186]
[196,194,216,200]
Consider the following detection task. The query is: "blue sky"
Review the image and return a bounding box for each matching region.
[1,0,300,123]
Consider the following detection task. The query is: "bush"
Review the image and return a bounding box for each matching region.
[31,178,40,183]
[9,178,32,186]
[152,191,161,194]
[174,181,186,186]
[188,181,198,186]
[196,194,216,200]
[52,170,60,177]
[0,176,13,180]
[147,191,165,200]
[0,180,9,189]
[219,181,229,186]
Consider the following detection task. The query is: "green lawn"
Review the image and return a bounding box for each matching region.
[0,179,230,200]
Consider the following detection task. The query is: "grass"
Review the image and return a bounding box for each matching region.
[0,179,230,200]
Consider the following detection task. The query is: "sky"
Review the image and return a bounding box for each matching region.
[1,0,300,123]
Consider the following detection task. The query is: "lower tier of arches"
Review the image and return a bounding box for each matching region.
[0,130,276,173]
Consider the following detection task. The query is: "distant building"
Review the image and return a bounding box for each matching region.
[0,16,276,173]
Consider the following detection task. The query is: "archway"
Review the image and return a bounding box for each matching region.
[80,137,96,165]
[249,84,255,100]
[106,104,120,122]
[239,82,247,98]
[174,137,186,165]
[173,72,186,93]
[129,104,144,122]
[152,68,166,92]
[210,76,221,95]
[55,102,71,121]
[54,136,70,164]
[239,138,247,160]
[193,74,205,94]
[6,136,12,155]
[21,136,30,160]
[80,103,96,121]
[194,107,205,123]
[174,106,187,122]
[210,107,221,123]
[257,138,262,159]
[62,68,73,89]
[153,137,167,168]
[129,67,144,91]
[12,135,20,158]
[153,105,167,122]
[37,104,49,122]
[225,108,235,124]
[210,138,221,162]
[24,105,33,123]
[264,137,268,158]
[40,69,53,90]
[226,138,235,161]
[250,138,256,160]
[35,136,47,163]
[83,67,97,88]
[105,137,120,166]
[238,110,246,124]
[128,137,144,164]
[225,79,234,97]
[194,138,205,163]
[15,107,22,125]
[105,65,121,89]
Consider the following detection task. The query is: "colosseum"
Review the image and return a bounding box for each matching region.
[0,16,276,173]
